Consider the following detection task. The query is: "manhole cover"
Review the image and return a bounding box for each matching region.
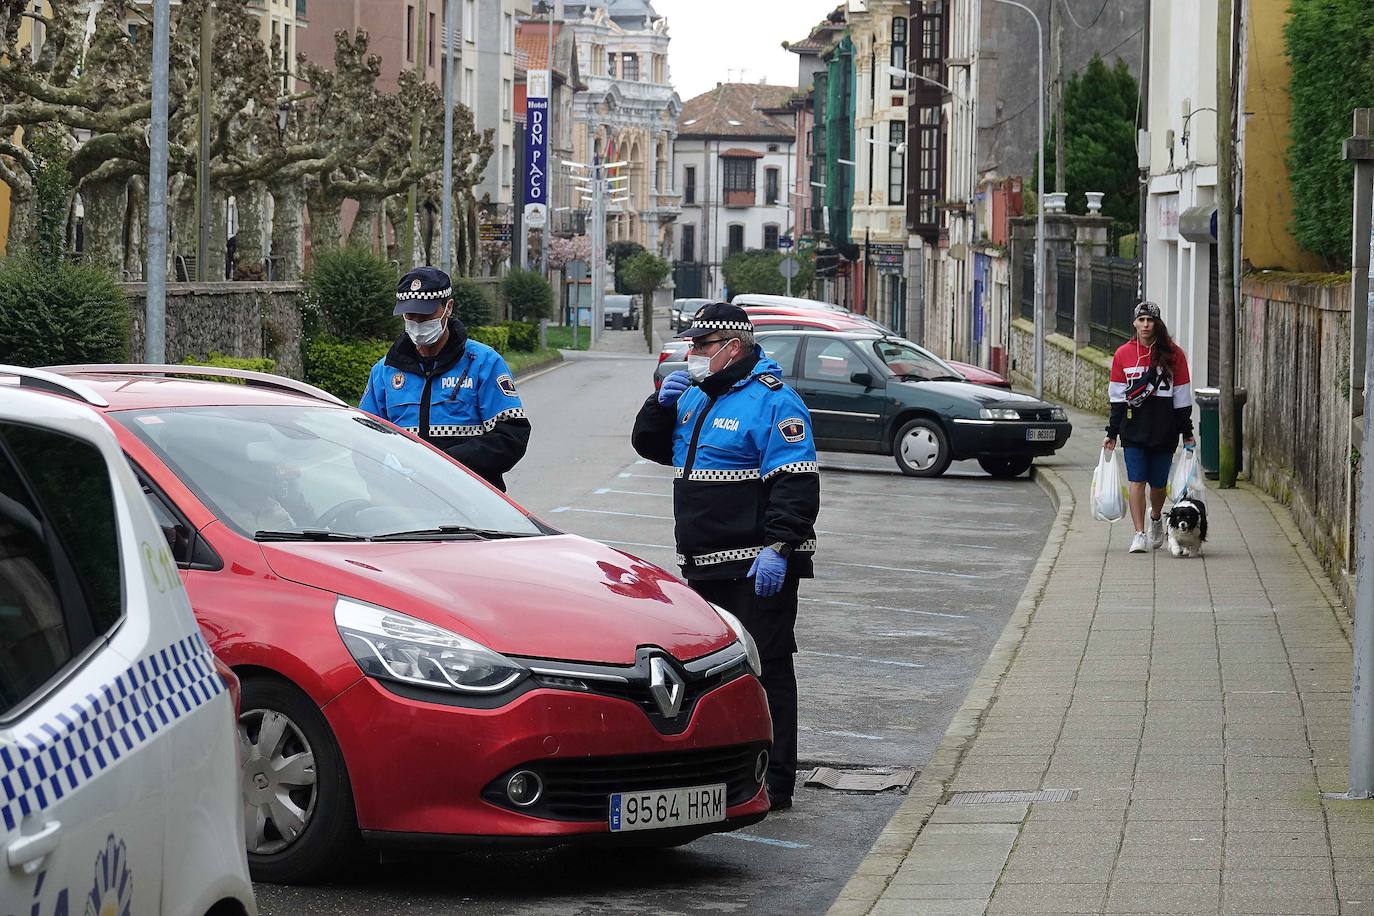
[803,766,916,793]
[948,789,1078,805]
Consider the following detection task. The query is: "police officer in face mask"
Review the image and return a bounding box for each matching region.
[631,302,820,811]
[360,266,531,491]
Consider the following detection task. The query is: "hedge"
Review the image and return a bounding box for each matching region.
[468,325,509,354]
[181,352,276,384]
[499,320,539,352]
[305,247,401,340]
[304,337,391,402]
[0,258,128,366]
[452,278,495,327]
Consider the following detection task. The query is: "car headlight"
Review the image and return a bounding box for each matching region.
[712,604,762,677]
[334,597,526,694]
[1049,406,1067,421]
[979,407,1021,420]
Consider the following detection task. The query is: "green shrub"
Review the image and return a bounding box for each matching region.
[722,250,816,298]
[501,268,554,322]
[0,257,128,366]
[181,352,275,383]
[452,277,495,327]
[468,325,509,354]
[499,320,538,352]
[304,336,391,402]
[305,247,400,341]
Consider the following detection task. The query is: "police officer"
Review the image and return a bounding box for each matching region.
[631,303,820,811]
[360,266,531,491]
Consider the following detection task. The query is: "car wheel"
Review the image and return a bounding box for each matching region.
[893,417,952,478]
[978,456,1034,478]
[239,675,362,884]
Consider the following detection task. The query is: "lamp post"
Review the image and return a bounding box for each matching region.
[145,0,171,362]
[441,0,456,272]
[988,0,1045,398]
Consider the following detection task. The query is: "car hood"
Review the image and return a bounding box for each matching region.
[259,535,735,665]
[897,379,1051,406]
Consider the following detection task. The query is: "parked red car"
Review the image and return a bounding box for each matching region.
[744,310,1012,389]
[33,365,773,884]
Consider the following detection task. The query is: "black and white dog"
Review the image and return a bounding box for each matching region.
[1166,498,1208,558]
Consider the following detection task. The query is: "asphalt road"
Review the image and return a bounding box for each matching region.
[254,338,1054,916]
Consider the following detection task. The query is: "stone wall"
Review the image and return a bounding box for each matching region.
[123,282,305,379]
[1009,318,1113,415]
[1238,275,1354,586]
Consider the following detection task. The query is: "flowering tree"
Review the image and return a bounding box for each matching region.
[546,234,595,269]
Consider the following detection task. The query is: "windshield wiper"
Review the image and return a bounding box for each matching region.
[369,526,540,541]
[255,529,370,542]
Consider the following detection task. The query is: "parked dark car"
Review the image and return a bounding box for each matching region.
[671,298,714,332]
[755,330,1072,478]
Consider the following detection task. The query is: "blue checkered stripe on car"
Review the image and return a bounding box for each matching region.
[0,631,225,831]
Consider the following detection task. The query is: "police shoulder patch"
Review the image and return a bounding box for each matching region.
[497,373,518,397]
[758,373,783,390]
[391,372,406,390]
[778,417,807,443]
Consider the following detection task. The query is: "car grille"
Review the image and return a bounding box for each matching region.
[482,742,768,821]
[1017,407,1059,421]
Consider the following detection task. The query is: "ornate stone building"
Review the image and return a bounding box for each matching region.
[563,0,680,255]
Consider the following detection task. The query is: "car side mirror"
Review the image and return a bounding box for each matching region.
[850,371,874,389]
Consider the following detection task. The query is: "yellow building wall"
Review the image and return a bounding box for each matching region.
[1242,0,1324,272]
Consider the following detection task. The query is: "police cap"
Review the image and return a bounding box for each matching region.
[395,266,453,315]
[676,302,753,339]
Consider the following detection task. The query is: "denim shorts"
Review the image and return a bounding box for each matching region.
[1123,446,1172,489]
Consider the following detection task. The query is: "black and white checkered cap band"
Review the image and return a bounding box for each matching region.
[397,287,453,302]
[689,319,753,331]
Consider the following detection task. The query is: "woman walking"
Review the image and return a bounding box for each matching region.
[1103,301,1196,553]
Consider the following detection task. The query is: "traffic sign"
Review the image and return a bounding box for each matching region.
[778,236,794,250]
[778,256,801,280]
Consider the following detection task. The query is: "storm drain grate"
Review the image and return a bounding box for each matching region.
[803,766,917,793]
[948,789,1078,805]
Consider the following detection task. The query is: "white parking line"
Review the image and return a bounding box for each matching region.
[594,487,672,499]
[801,650,924,669]
[618,472,675,480]
[800,597,969,620]
[821,560,982,579]
[799,725,885,741]
[716,832,810,849]
[554,506,675,521]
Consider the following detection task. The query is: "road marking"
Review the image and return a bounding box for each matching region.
[618,472,675,480]
[821,560,982,579]
[802,650,924,669]
[594,487,672,499]
[799,725,885,741]
[555,506,675,521]
[800,597,968,620]
[716,832,810,849]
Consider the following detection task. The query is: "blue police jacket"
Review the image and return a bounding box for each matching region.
[360,321,530,491]
[632,348,820,581]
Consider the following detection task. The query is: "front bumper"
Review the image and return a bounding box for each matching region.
[324,671,773,841]
[947,418,1073,459]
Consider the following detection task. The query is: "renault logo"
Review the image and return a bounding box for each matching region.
[648,657,685,719]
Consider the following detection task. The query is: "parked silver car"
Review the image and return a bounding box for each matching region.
[671,297,714,332]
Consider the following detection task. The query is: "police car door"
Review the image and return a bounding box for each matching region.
[0,397,172,914]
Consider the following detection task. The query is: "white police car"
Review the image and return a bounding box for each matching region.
[0,368,255,916]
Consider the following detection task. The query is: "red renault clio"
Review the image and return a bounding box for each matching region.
[28,365,773,884]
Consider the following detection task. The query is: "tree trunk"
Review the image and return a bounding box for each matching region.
[269,179,305,281]
[171,176,197,279]
[5,183,33,255]
[348,196,379,250]
[307,185,342,257]
[233,182,266,280]
[127,177,148,280]
[80,175,130,270]
[205,190,228,281]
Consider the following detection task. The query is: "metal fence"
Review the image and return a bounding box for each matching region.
[1055,258,1075,336]
[1089,256,1140,351]
[1020,253,1034,320]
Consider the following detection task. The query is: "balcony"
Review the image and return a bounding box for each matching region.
[724,190,755,209]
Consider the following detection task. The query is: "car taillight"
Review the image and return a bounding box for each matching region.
[654,377,663,390]
[213,655,241,716]
[657,350,672,364]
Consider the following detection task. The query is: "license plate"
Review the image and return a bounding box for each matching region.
[608,784,726,832]
[1026,428,1056,441]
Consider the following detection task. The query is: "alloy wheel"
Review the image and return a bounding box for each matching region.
[900,427,941,471]
[239,707,319,855]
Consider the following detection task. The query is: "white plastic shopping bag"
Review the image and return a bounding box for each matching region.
[1168,447,1207,504]
[1091,447,1127,522]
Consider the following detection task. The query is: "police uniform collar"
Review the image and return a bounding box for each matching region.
[386,318,470,376]
[698,346,761,397]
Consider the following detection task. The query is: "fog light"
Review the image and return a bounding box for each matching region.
[755,750,769,784]
[506,770,542,807]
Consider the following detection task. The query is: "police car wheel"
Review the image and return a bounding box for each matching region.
[239,675,363,884]
[893,418,951,478]
[978,456,1034,479]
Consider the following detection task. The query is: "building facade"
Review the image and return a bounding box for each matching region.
[564,0,681,255]
[672,84,798,300]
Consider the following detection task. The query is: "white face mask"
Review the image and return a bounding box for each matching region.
[405,309,449,347]
[687,339,734,383]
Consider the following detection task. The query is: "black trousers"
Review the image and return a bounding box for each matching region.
[688,576,800,799]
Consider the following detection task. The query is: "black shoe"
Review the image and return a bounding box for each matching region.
[769,794,793,812]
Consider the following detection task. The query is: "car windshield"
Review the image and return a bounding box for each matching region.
[870,339,964,382]
[113,406,545,540]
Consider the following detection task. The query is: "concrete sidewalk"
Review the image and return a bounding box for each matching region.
[831,407,1373,916]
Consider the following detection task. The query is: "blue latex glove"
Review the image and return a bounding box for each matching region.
[658,370,691,408]
[1183,438,1196,451]
[748,546,787,597]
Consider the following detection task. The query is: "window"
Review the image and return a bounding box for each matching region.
[889,120,906,205]
[464,0,475,43]
[608,52,617,78]
[870,338,956,381]
[891,16,908,90]
[504,13,513,54]
[759,335,802,376]
[503,79,512,121]
[406,4,415,62]
[622,54,639,82]
[803,338,859,382]
[764,225,780,249]
[428,12,436,66]
[727,224,745,255]
[502,144,511,186]
[766,167,780,205]
[127,23,140,44]
[684,166,696,205]
[723,158,756,192]
[0,423,124,717]
[463,67,475,108]
[681,224,695,261]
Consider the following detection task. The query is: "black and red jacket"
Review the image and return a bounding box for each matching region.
[1106,338,1195,450]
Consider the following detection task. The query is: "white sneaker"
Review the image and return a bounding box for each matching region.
[1149,516,1166,549]
[1129,531,1149,554]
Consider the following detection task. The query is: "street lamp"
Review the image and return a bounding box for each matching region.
[988,0,1045,399]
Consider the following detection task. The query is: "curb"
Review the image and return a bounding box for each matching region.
[512,352,566,381]
[825,464,1077,916]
